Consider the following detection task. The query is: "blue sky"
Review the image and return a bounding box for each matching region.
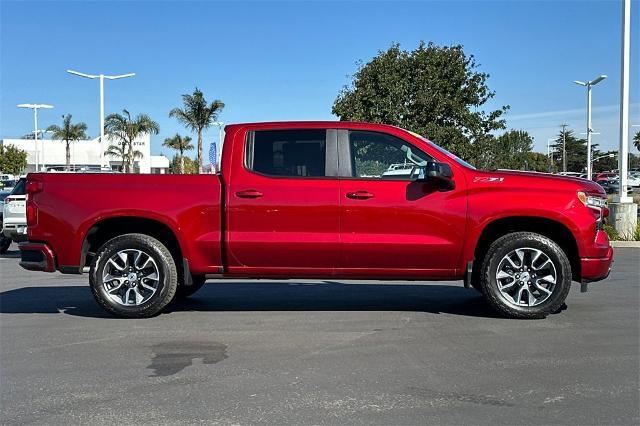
[1,0,639,159]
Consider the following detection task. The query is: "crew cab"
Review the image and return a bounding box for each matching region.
[20,122,613,318]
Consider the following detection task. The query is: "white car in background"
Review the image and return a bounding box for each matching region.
[2,177,27,247]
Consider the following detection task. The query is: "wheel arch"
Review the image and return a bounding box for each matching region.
[472,216,581,282]
[81,216,184,271]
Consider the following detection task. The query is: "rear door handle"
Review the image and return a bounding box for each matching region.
[235,189,263,199]
[346,190,374,200]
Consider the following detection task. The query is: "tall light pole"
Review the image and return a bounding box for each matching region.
[67,69,135,168]
[615,0,631,201]
[609,0,637,241]
[17,103,54,172]
[574,75,607,180]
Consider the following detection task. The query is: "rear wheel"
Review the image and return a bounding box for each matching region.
[175,275,206,299]
[479,232,572,319]
[89,233,178,318]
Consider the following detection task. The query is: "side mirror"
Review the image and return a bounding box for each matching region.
[414,161,454,190]
[426,161,453,180]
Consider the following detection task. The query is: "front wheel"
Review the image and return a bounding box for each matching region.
[89,233,178,318]
[479,232,572,319]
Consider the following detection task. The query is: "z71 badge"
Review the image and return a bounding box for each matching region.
[473,176,505,183]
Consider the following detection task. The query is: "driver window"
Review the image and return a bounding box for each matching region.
[349,131,431,180]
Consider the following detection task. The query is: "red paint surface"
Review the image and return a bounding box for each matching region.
[24,121,612,282]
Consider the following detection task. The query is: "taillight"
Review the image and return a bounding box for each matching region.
[26,179,44,194]
[26,203,37,225]
[25,178,42,227]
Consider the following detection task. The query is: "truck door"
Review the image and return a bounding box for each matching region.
[337,129,466,277]
[225,128,340,275]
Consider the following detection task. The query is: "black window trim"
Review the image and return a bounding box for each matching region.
[243,128,338,180]
[337,129,433,181]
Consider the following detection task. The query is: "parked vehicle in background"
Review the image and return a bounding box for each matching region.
[557,172,583,178]
[0,190,13,253]
[594,172,618,183]
[0,179,19,192]
[19,121,613,319]
[2,177,27,247]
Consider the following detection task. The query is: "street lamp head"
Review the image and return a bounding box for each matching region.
[573,80,587,86]
[17,103,54,109]
[104,73,135,80]
[67,69,98,79]
[590,75,607,86]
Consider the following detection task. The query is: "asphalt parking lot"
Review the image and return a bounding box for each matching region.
[1,245,638,425]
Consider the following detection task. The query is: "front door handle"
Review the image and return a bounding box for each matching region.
[236,189,263,199]
[346,190,374,200]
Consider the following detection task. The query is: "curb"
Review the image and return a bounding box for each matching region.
[610,241,640,248]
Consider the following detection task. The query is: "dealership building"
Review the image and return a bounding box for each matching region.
[0,133,170,174]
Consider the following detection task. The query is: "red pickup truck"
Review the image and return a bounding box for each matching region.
[20,121,613,319]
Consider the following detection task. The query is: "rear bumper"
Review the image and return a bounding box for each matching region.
[19,242,56,272]
[581,245,614,283]
[2,223,28,242]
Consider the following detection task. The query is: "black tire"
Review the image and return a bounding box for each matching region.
[89,233,178,318]
[0,235,11,254]
[479,232,572,319]
[175,275,207,299]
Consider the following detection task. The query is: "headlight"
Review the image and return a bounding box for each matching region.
[577,191,608,228]
[577,191,607,208]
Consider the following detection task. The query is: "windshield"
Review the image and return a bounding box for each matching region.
[414,135,476,170]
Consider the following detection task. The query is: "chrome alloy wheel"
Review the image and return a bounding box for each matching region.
[102,249,161,306]
[495,247,557,307]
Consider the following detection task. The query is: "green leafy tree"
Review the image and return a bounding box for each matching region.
[46,114,88,171]
[0,144,27,175]
[473,130,547,171]
[170,88,224,174]
[523,152,551,172]
[104,109,159,173]
[169,154,198,174]
[633,131,640,152]
[162,134,194,174]
[332,42,509,161]
[495,130,535,170]
[550,127,598,173]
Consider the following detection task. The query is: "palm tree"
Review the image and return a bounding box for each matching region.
[634,131,640,152]
[163,134,194,174]
[169,88,224,173]
[104,143,127,171]
[104,109,159,173]
[46,115,88,170]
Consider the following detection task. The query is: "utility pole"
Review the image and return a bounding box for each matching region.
[561,124,568,172]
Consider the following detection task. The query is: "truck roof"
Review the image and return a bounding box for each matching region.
[225,121,407,132]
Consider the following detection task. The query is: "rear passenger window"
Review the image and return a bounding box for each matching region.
[247,130,327,177]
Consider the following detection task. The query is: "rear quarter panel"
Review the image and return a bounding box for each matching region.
[27,173,222,274]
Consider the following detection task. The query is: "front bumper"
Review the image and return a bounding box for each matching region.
[19,242,56,272]
[581,245,614,283]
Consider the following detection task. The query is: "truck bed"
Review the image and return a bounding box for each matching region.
[26,173,223,274]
